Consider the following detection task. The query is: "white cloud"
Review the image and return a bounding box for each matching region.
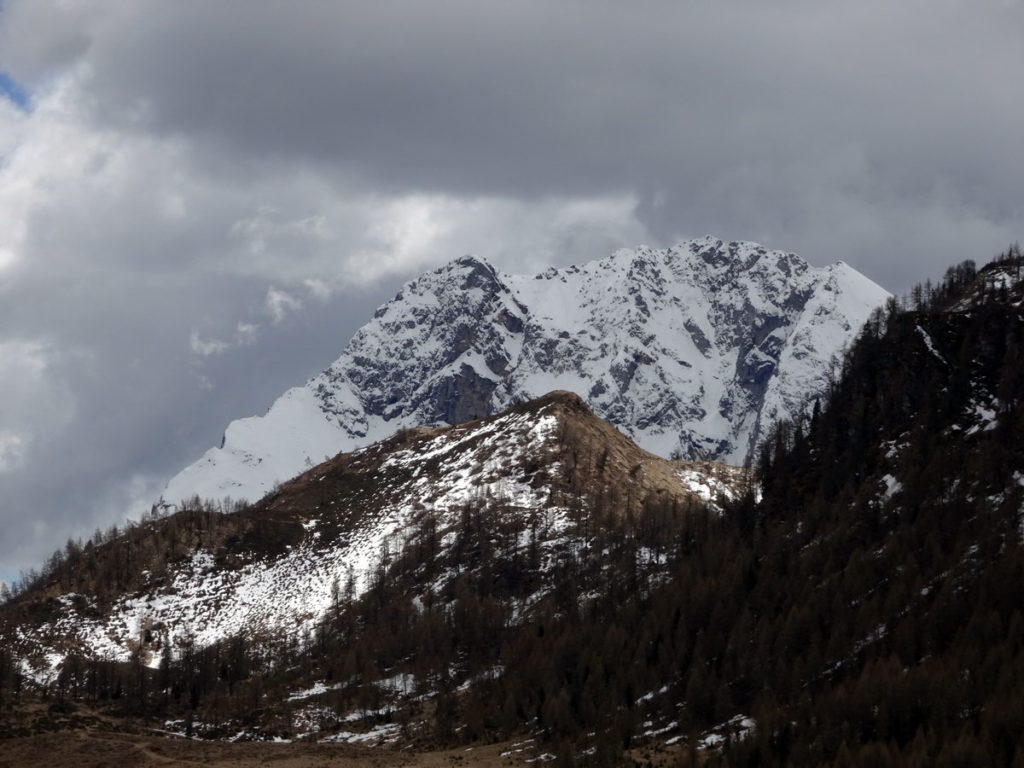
[189,322,260,358]
[102,472,168,523]
[0,431,27,472]
[188,331,229,357]
[264,287,303,324]
[0,338,49,377]
[0,338,77,461]
[303,278,332,301]
[345,196,456,284]
[235,322,258,343]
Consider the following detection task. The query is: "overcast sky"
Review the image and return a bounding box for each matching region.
[1,0,1022,582]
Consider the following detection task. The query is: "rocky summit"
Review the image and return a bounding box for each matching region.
[162,236,887,508]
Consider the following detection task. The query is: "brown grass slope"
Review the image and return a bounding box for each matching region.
[259,390,746,523]
[1,390,746,646]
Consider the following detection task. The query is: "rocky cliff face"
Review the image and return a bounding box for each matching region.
[163,236,888,505]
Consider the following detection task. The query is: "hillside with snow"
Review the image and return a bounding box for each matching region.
[8,392,746,673]
[162,237,888,506]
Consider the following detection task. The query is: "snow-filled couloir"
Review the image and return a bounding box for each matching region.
[163,237,889,506]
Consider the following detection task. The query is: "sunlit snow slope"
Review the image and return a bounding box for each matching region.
[163,237,888,506]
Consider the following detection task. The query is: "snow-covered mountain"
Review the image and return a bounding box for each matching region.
[163,237,888,506]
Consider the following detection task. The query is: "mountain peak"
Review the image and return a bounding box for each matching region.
[161,240,889,507]
[447,253,496,276]
[512,389,588,414]
[679,236,805,273]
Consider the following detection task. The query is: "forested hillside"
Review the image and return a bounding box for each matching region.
[2,251,1023,768]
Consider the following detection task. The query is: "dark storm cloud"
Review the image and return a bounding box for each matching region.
[1,0,1023,577]
[34,1,1024,277]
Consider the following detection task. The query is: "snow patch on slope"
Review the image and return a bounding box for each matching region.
[29,407,569,669]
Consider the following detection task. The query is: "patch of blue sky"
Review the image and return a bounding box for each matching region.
[0,70,30,109]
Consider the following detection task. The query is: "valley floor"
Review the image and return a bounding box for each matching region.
[0,730,684,768]
[1,730,404,768]
[0,701,687,768]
